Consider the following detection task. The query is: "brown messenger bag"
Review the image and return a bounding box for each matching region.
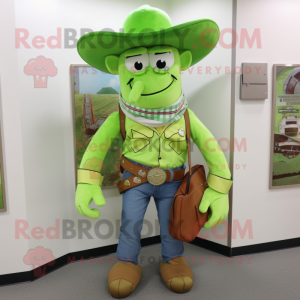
[168,110,210,242]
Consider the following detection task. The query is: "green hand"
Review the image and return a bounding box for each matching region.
[199,187,229,229]
[75,183,106,219]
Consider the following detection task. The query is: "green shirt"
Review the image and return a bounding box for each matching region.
[79,108,231,182]
[122,110,187,169]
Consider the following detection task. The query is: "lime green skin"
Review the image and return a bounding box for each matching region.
[105,45,192,107]
[75,47,231,229]
[118,47,182,108]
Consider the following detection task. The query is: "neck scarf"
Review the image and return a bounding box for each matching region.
[119,92,188,127]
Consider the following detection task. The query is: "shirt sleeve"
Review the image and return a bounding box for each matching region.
[188,108,232,180]
[79,111,120,171]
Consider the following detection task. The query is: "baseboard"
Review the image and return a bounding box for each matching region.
[191,237,300,257]
[1,236,299,286]
[189,237,231,256]
[0,235,161,287]
[230,237,300,256]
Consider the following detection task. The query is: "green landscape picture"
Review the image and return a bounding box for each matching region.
[272,66,300,187]
[73,66,122,188]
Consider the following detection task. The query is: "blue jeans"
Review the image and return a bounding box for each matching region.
[116,159,185,265]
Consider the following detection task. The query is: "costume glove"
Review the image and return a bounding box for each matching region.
[75,183,106,219]
[199,187,229,229]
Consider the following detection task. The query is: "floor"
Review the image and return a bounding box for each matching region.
[1,243,300,300]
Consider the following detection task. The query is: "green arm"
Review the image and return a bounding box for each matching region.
[78,111,120,186]
[188,108,232,228]
[75,111,120,219]
[188,108,232,190]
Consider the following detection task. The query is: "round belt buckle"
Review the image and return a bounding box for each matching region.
[147,168,167,186]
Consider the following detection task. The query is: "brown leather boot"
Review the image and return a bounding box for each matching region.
[108,261,142,298]
[160,256,193,293]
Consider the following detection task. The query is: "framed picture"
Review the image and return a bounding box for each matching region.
[70,64,122,189]
[0,126,7,212]
[270,64,300,188]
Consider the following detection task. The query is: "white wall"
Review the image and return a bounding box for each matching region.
[231,0,300,247]
[0,0,169,276]
[169,0,233,246]
[0,0,233,276]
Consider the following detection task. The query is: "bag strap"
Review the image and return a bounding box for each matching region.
[119,103,126,141]
[184,109,192,176]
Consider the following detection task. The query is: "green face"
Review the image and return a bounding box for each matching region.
[105,46,192,109]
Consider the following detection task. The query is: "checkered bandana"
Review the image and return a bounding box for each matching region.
[119,92,188,127]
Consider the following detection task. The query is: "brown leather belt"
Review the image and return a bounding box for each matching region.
[117,156,185,194]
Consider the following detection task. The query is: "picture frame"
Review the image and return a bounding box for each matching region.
[70,64,122,189]
[269,64,300,189]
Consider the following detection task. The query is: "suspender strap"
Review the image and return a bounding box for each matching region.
[184,109,192,177]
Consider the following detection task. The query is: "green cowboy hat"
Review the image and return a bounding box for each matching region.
[77,5,220,74]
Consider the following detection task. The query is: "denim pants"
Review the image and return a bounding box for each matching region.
[116,160,185,265]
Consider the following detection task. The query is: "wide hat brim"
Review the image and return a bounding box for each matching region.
[77,19,219,74]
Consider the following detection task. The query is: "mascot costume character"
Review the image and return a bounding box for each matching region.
[75,5,232,298]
